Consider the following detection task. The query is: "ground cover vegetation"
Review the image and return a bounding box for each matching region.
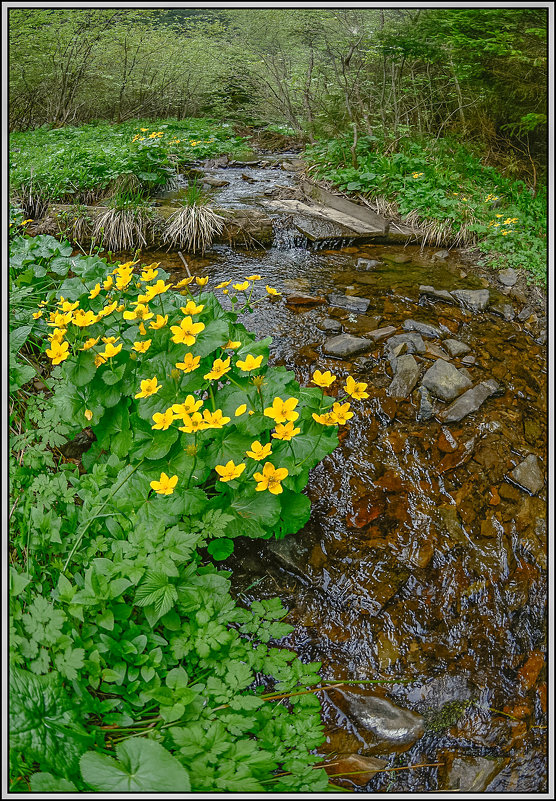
[8,223,376,792]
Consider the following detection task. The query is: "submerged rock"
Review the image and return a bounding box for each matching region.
[402,319,443,338]
[385,332,426,354]
[327,293,370,314]
[416,386,434,421]
[432,249,450,260]
[507,454,544,495]
[419,285,455,304]
[438,379,499,423]
[425,343,450,360]
[324,754,388,786]
[443,756,508,793]
[323,333,371,358]
[422,359,472,402]
[357,258,381,270]
[444,338,471,358]
[450,288,490,312]
[317,318,342,334]
[367,325,397,341]
[340,692,424,752]
[490,302,516,321]
[387,354,420,398]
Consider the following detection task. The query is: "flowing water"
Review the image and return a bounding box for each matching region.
[144,163,548,792]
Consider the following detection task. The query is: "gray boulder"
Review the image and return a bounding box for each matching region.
[327,293,370,314]
[387,355,420,398]
[498,267,518,287]
[444,339,471,358]
[402,319,443,338]
[367,325,397,341]
[438,379,500,423]
[422,359,472,402]
[450,288,490,312]
[419,285,455,304]
[507,454,544,495]
[443,756,508,793]
[323,334,371,358]
[432,249,450,260]
[317,318,342,334]
[385,332,426,354]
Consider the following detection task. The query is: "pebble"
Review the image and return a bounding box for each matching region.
[323,333,372,358]
[450,288,490,312]
[327,293,370,314]
[385,332,426,354]
[498,267,518,287]
[416,386,434,421]
[444,339,471,358]
[402,319,443,338]
[387,354,420,398]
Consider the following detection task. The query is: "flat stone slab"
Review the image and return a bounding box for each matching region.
[385,332,426,354]
[317,318,342,334]
[323,334,372,358]
[387,354,420,398]
[438,379,500,423]
[444,756,508,793]
[402,319,443,338]
[327,293,370,314]
[450,288,490,312]
[417,386,434,421]
[507,454,544,495]
[425,343,450,360]
[419,285,455,304]
[367,325,397,341]
[263,199,383,236]
[285,294,326,307]
[422,359,472,402]
[444,338,471,358]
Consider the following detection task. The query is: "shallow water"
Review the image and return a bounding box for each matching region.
[132,169,547,791]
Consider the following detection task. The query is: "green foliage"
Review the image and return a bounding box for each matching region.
[8,234,361,792]
[306,133,547,283]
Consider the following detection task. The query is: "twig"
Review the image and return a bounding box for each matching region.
[177,250,192,277]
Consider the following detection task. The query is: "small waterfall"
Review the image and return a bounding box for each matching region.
[271,216,308,250]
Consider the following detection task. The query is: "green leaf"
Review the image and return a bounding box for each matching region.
[207,537,234,560]
[80,738,190,792]
[10,668,92,775]
[30,772,78,792]
[10,325,33,354]
[277,491,311,537]
[65,352,96,387]
[135,571,178,622]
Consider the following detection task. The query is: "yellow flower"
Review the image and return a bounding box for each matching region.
[102,336,120,345]
[170,316,205,345]
[45,339,69,365]
[138,322,147,336]
[233,281,250,291]
[312,369,336,388]
[330,401,353,424]
[142,279,173,300]
[202,409,231,429]
[216,280,231,289]
[175,353,201,373]
[150,472,178,495]
[132,339,152,353]
[344,376,369,399]
[204,356,231,381]
[103,276,114,290]
[215,460,246,482]
[115,271,133,290]
[58,298,79,312]
[266,285,281,296]
[175,277,194,288]
[180,300,204,315]
[312,411,336,426]
[123,305,152,323]
[81,336,100,351]
[149,314,168,330]
[178,412,208,433]
[245,274,262,281]
[72,309,98,327]
[253,462,289,495]
[49,327,67,343]
[21,219,33,225]
[195,276,209,286]
[135,377,161,398]
[101,342,123,359]
[496,214,503,218]
[98,301,118,318]
[272,421,300,441]
[32,310,43,319]
[264,397,299,423]
[89,283,102,299]
[172,395,203,418]
[47,311,72,328]
[224,339,241,349]
[152,409,175,430]
[140,267,159,282]
[140,128,149,132]
[502,231,509,235]
[246,441,273,460]
[235,404,247,416]
[236,354,263,371]
[84,409,93,421]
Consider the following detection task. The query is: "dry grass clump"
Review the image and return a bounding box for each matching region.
[163,206,224,254]
[92,190,154,252]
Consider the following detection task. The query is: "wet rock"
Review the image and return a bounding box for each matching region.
[444,338,471,358]
[432,249,450,260]
[419,285,455,304]
[443,756,508,791]
[523,414,542,445]
[357,258,381,270]
[435,436,476,474]
[388,253,411,264]
[324,754,388,786]
[317,318,342,334]
[437,505,467,546]
[367,325,397,342]
[385,332,426,354]
[461,354,476,366]
[377,396,398,424]
[450,288,490,312]
[404,674,473,710]
[203,176,230,187]
[518,651,545,692]
[425,343,450,360]
[387,355,420,398]
[437,379,499,423]
[437,429,458,452]
[416,386,434,421]
[340,692,424,752]
[265,535,310,575]
[507,454,544,495]
[498,267,518,287]
[285,294,326,307]
[59,428,95,459]
[343,315,382,336]
[490,302,515,321]
[323,334,371,358]
[351,356,376,373]
[327,293,370,314]
[422,359,472,402]
[517,305,533,322]
[402,319,443,338]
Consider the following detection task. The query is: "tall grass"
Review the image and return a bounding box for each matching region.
[93,190,155,252]
[162,179,224,253]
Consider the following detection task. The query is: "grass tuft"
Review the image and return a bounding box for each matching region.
[92,190,154,252]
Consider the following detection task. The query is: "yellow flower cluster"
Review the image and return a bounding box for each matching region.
[411,172,424,178]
